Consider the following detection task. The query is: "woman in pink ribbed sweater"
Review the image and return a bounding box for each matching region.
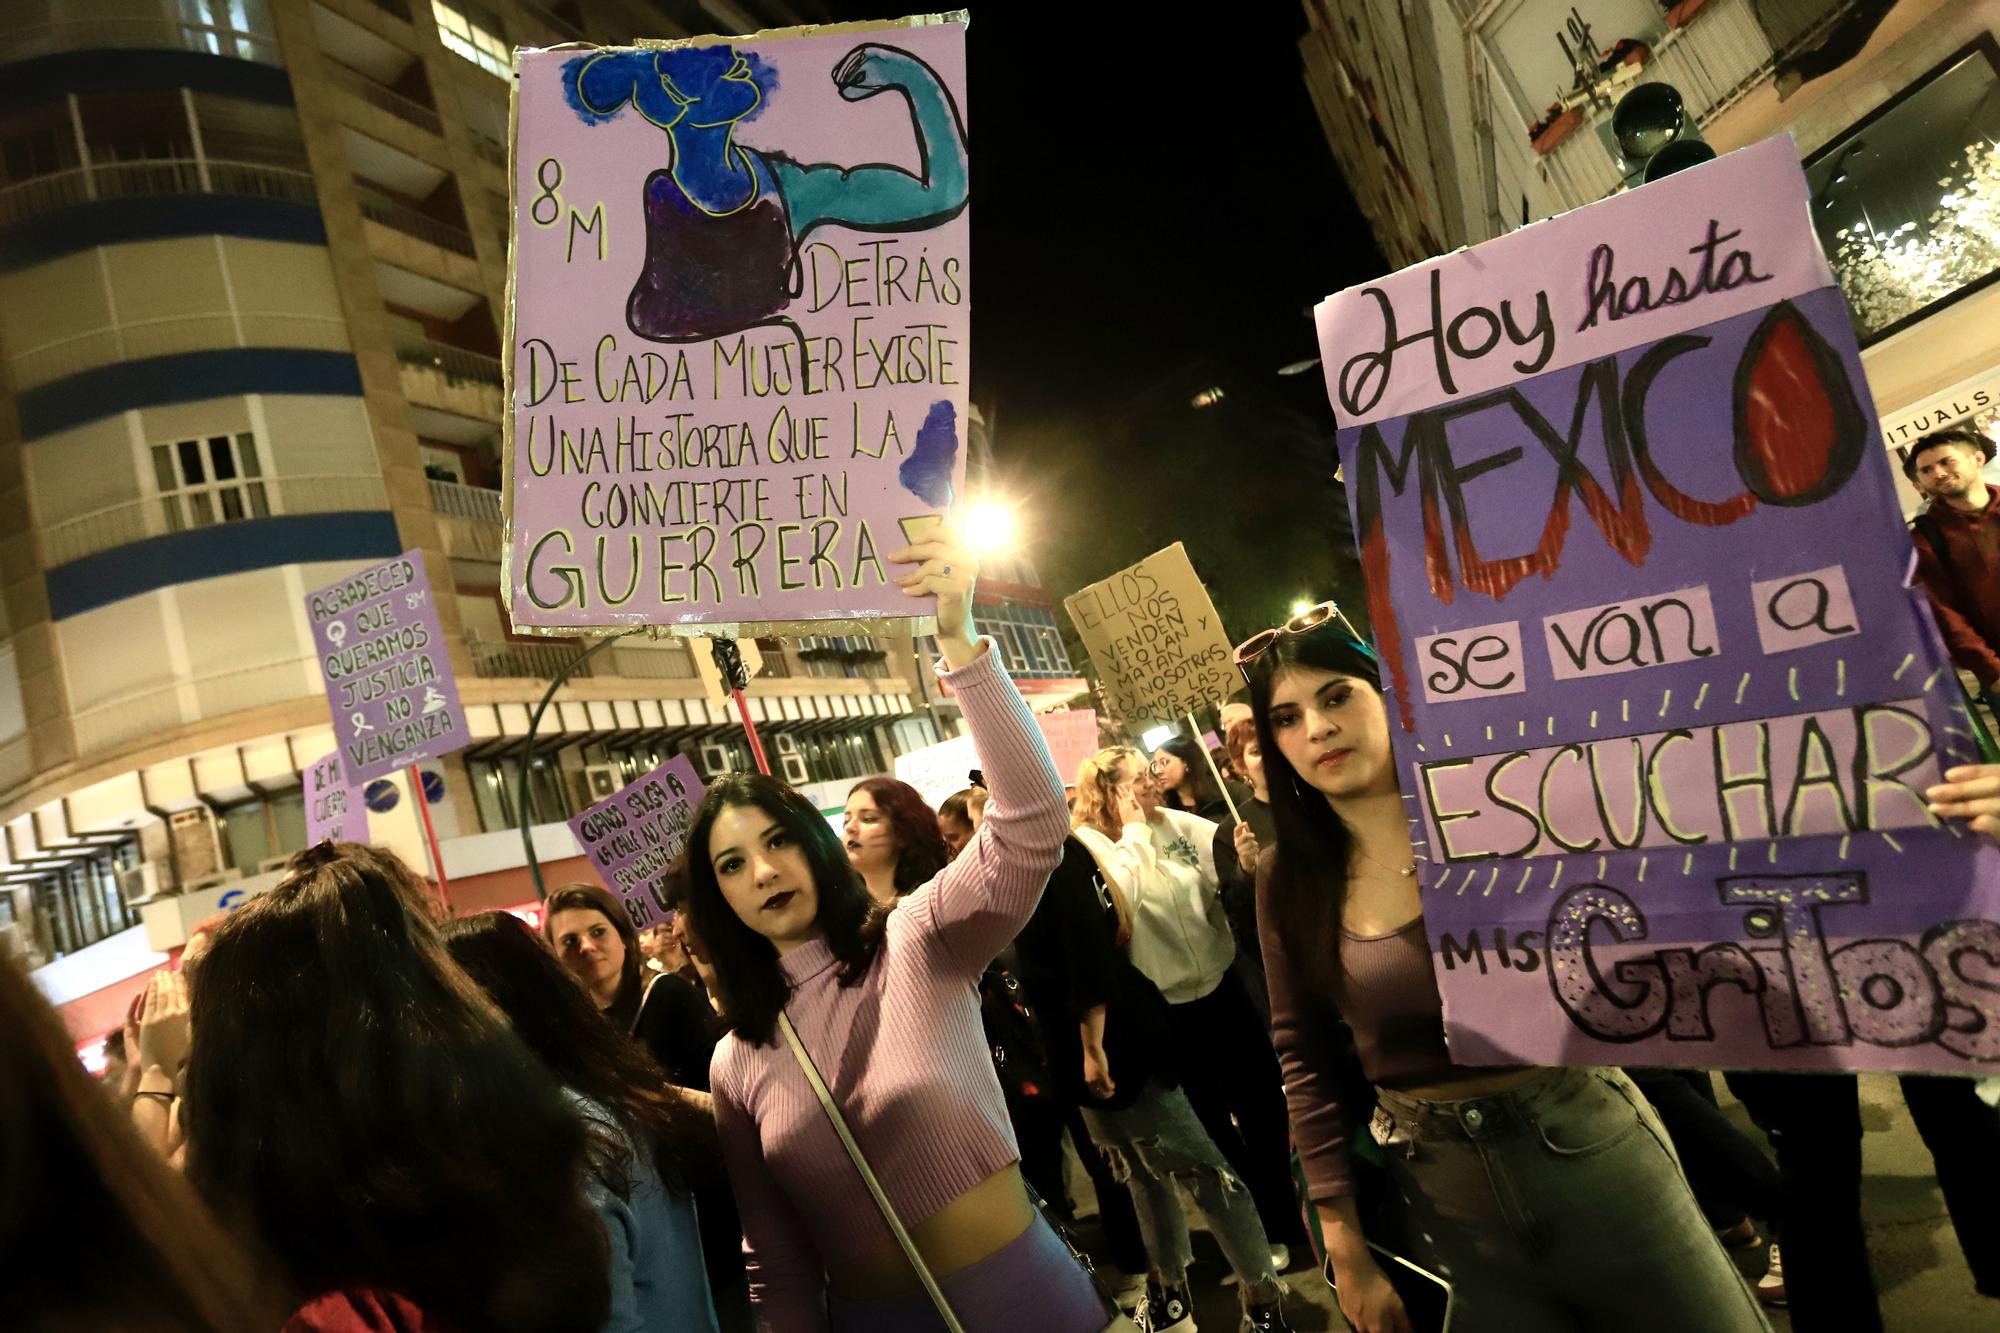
[681,527,1110,1332]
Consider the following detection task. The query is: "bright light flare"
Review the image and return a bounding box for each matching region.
[1290,599,1316,618]
[1141,725,1176,751]
[961,499,1019,555]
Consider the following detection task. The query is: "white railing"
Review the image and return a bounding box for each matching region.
[9,311,348,391]
[1529,0,1863,209]
[428,478,502,522]
[0,158,315,229]
[396,335,503,386]
[70,657,318,759]
[357,184,478,256]
[327,60,443,137]
[0,18,280,67]
[40,473,389,568]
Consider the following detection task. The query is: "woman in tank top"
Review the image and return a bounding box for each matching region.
[1242,603,1770,1333]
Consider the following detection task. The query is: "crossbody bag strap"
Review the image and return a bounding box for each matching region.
[776,1011,967,1333]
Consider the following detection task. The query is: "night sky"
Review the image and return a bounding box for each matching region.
[816,4,1390,639]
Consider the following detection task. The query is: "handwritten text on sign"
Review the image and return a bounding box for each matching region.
[304,750,369,846]
[1065,545,1236,724]
[505,20,969,630]
[1318,138,1998,1076]
[306,552,469,788]
[568,754,706,930]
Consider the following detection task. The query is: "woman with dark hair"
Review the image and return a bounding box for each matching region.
[442,910,720,1333]
[686,527,1110,1332]
[843,774,950,906]
[1211,716,1278,1027]
[1151,734,1230,820]
[1243,605,1768,1333]
[937,785,988,859]
[2,945,281,1333]
[182,842,610,1332]
[545,879,720,1091]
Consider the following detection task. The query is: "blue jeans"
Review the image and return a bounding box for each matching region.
[1082,1082,1282,1303]
[1368,1067,1769,1333]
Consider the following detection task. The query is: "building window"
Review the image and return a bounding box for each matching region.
[470,754,570,831]
[218,791,306,872]
[1808,38,2000,343]
[434,1,510,79]
[151,432,268,530]
[27,844,138,959]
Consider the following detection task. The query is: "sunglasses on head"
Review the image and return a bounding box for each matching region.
[1233,600,1369,681]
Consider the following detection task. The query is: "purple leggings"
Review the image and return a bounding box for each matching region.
[827,1215,1108,1332]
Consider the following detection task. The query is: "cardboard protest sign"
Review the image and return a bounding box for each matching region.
[1316,137,2000,1076]
[1064,545,1237,726]
[894,709,1100,806]
[306,553,469,788]
[304,750,368,846]
[504,17,969,636]
[568,754,706,930]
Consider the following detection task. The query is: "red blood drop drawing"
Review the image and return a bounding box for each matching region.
[1733,301,1864,507]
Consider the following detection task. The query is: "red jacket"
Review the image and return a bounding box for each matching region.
[1912,490,2000,686]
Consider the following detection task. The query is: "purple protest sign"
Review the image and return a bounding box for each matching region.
[1317,137,2000,1075]
[504,17,969,632]
[306,552,470,788]
[304,750,368,846]
[568,754,706,930]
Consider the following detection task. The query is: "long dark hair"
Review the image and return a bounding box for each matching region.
[542,880,646,1030]
[1245,624,1386,1000]
[849,774,949,894]
[183,843,608,1332]
[1156,734,1224,813]
[0,951,281,1332]
[441,911,709,1195]
[683,773,883,1045]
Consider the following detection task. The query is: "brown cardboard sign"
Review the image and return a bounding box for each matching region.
[1064,544,1235,724]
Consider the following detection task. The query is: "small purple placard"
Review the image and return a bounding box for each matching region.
[304,749,369,846]
[568,754,707,930]
[306,551,469,788]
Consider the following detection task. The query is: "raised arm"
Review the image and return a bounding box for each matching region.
[888,526,1066,974]
[772,43,969,240]
[712,1066,828,1330]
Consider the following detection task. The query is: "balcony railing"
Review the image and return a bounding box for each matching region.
[0,158,315,229]
[40,473,389,568]
[1533,0,1863,209]
[468,636,595,680]
[0,18,280,67]
[70,656,319,758]
[428,478,503,522]
[9,309,347,391]
[609,643,698,680]
[356,184,477,256]
[396,335,503,386]
[469,129,509,169]
[327,60,443,137]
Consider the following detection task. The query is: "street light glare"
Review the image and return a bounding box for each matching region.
[1290,599,1315,618]
[962,500,1017,554]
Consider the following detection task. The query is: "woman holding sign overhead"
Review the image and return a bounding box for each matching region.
[685,526,1141,1333]
[1242,602,1769,1333]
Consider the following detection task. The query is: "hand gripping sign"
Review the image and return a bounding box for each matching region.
[1316,137,2000,1076]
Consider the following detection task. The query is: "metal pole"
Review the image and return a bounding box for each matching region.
[409,762,452,915]
[1188,709,1241,823]
[711,638,773,776]
[519,630,636,902]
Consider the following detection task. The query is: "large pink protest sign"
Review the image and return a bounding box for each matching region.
[569,754,706,930]
[1316,138,2000,1075]
[504,17,969,633]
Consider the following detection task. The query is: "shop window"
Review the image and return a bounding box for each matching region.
[470,754,570,831]
[433,0,509,79]
[151,431,268,530]
[1808,38,2000,343]
[219,791,306,871]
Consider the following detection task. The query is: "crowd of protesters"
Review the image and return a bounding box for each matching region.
[11,498,2000,1333]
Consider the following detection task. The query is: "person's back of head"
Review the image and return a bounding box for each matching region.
[441,910,709,1196]
[183,842,610,1332]
[0,955,278,1332]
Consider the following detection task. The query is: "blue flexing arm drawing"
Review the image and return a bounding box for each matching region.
[564,41,969,344]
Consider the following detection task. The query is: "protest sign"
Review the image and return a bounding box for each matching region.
[895,709,1100,806]
[569,754,707,930]
[304,750,368,846]
[504,17,970,635]
[306,552,469,789]
[1064,545,1237,726]
[1317,137,2000,1075]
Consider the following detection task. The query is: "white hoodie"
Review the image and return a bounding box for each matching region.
[1073,807,1235,1004]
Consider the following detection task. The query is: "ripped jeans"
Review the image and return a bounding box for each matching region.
[1082,1083,1282,1303]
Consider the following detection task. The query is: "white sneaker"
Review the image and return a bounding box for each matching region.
[1756,1243,1787,1307]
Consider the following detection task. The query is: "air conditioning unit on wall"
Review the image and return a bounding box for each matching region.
[773,732,800,756]
[118,862,163,905]
[779,753,809,786]
[696,743,734,778]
